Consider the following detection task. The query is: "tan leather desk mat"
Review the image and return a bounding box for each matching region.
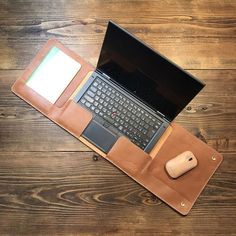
[12,39,223,215]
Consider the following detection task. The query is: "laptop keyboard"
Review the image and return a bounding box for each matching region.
[78,76,163,150]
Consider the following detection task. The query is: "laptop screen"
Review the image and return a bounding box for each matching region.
[97,21,205,121]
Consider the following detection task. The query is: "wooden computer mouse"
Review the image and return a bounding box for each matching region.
[165,151,198,179]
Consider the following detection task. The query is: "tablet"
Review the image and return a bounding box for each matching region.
[26,46,81,103]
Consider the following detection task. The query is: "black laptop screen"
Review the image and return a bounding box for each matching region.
[97,21,205,121]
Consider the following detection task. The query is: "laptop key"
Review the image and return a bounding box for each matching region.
[87,91,95,97]
[96,77,101,83]
[90,86,97,93]
[118,126,123,131]
[107,124,120,135]
[85,102,91,108]
[147,129,156,138]
[81,98,86,104]
[103,122,110,128]
[84,95,94,103]
[103,115,115,124]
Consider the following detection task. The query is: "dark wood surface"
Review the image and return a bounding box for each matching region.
[0,0,235,235]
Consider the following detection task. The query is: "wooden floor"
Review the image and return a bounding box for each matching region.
[0,0,235,235]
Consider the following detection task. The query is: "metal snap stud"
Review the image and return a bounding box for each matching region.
[211,155,216,161]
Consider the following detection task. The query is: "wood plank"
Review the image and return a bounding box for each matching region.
[1,69,235,152]
[1,17,236,38]
[0,36,235,70]
[1,0,236,19]
[0,1,235,70]
[0,151,235,235]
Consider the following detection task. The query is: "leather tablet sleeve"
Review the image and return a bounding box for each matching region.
[11,39,223,215]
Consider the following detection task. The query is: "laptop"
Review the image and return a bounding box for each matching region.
[74,21,205,153]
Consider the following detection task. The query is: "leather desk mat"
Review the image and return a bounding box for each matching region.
[11,39,223,215]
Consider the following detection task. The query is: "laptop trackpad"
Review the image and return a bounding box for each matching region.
[82,120,118,153]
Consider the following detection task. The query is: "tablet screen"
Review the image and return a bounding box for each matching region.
[26,46,81,103]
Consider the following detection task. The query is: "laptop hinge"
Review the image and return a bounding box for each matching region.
[102,72,111,79]
[96,68,111,79]
[155,110,168,121]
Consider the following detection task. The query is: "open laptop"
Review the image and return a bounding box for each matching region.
[74,21,205,153]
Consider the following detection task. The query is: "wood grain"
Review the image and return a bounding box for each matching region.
[1,38,236,70]
[0,151,235,235]
[0,1,236,69]
[0,0,235,235]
